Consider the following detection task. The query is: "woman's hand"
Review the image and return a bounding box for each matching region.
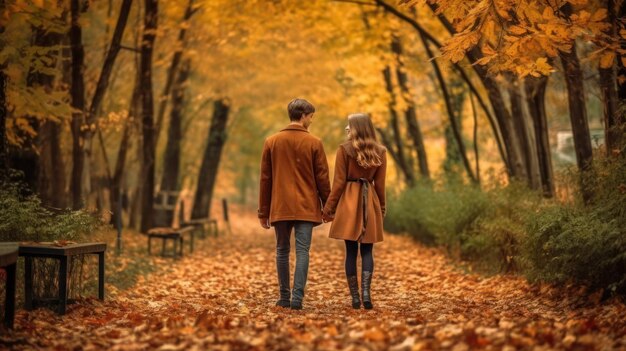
[322,212,334,223]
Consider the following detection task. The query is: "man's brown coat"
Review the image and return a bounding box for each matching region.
[258,124,331,225]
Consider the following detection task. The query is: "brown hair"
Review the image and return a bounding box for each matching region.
[347,113,383,168]
[287,98,315,121]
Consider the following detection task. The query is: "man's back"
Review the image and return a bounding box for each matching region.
[258,124,330,225]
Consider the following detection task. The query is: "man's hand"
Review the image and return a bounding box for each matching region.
[322,212,334,223]
[259,218,270,229]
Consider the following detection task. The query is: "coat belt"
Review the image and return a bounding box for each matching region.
[347,178,371,242]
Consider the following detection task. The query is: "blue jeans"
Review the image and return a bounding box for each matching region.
[274,221,314,303]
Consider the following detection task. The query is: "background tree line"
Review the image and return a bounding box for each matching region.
[1,0,624,246]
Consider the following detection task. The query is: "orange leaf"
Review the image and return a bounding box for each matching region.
[600,51,615,69]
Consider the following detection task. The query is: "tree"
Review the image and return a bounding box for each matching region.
[70,0,86,210]
[392,35,430,179]
[381,65,416,186]
[0,4,7,181]
[0,68,7,181]
[139,0,158,233]
[599,0,622,156]
[558,4,593,203]
[525,75,554,197]
[154,0,197,137]
[160,59,190,195]
[82,0,133,208]
[191,99,230,220]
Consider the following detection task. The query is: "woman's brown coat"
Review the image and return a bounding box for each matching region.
[323,142,386,243]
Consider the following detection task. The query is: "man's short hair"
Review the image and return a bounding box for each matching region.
[287,98,315,121]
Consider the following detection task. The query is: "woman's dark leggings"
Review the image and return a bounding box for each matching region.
[344,240,374,276]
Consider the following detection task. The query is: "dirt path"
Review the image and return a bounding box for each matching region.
[4,213,626,350]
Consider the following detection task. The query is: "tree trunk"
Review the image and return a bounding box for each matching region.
[558,6,593,203]
[382,66,415,186]
[24,22,67,208]
[392,36,430,179]
[70,0,86,209]
[508,75,540,189]
[560,46,593,202]
[0,67,7,181]
[154,0,195,136]
[469,90,480,184]
[139,0,158,233]
[160,59,190,193]
[619,2,626,104]
[82,0,133,208]
[37,122,67,208]
[524,75,554,197]
[191,99,230,219]
[600,0,622,156]
[421,36,477,183]
[110,69,141,226]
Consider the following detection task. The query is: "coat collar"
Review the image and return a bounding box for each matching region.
[281,124,309,133]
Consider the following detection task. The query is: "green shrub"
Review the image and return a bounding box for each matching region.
[386,156,626,294]
[385,181,488,248]
[523,158,626,294]
[460,183,539,273]
[0,183,99,242]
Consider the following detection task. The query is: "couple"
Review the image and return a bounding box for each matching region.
[258,98,387,310]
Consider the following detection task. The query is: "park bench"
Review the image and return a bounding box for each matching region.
[18,242,106,315]
[146,226,195,258]
[181,218,218,238]
[0,243,18,329]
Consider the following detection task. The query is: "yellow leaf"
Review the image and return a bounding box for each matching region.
[542,7,554,20]
[509,25,527,35]
[591,9,608,22]
[600,51,615,69]
[482,44,496,56]
[535,57,553,75]
[620,29,626,39]
[475,56,494,66]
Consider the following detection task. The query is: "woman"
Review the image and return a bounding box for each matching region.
[322,113,387,310]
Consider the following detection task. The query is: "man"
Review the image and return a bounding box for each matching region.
[258,98,331,310]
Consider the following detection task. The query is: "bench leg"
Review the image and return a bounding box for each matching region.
[4,262,16,329]
[162,237,167,256]
[174,235,183,257]
[148,235,152,255]
[98,252,105,300]
[190,231,195,253]
[24,256,33,311]
[58,256,68,315]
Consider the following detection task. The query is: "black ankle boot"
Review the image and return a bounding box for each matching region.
[361,271,373,309]
[275,299,290,308]
[347,275,361,309]
[276,260,291,308]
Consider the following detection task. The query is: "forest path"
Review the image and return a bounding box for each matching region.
[5,212,625,350]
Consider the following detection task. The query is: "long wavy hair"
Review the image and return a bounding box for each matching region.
[347,113,383,168]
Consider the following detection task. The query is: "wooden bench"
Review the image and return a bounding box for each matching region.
[181,218,218,238]
[0,243,18,329]
[147,226,195,258]
[18,242,106,315]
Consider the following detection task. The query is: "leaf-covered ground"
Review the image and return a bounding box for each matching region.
[3,212,626,350]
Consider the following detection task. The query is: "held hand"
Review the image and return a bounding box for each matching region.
[259,218,270,229]
[322,212,334,223]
